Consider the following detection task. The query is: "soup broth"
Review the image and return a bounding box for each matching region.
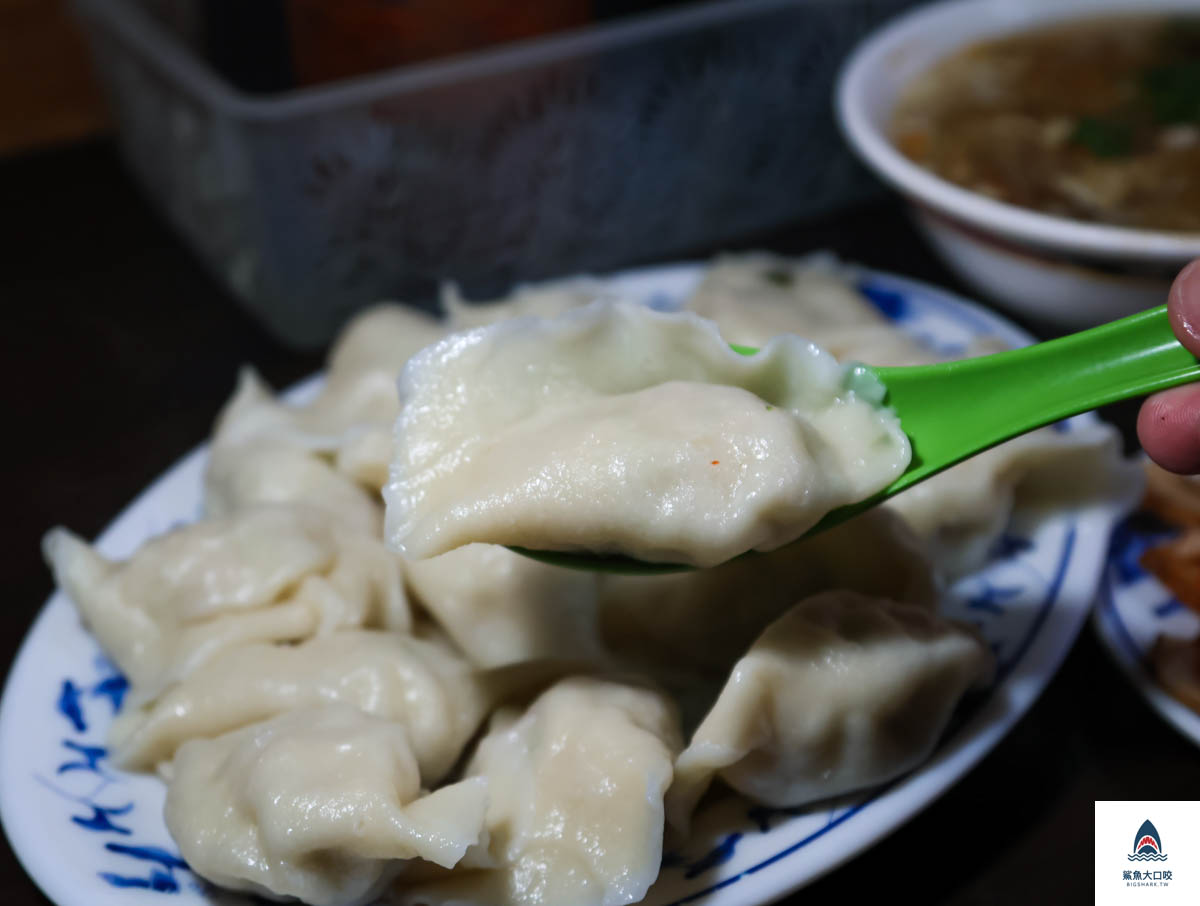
[891,16,1200,233]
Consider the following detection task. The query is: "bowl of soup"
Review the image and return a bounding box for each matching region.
[837,0,1200,328]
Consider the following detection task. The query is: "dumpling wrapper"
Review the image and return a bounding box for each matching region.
[213,367,401,491]
[395,677,682,906]
[42,506,409,702]
[440,278,607,331]
[886,422,1143,576]
[206,436,383,536]
[326,303,447,380]
[211,303,446,494]
[385,300,910,568]
[403,543,606,668]
[165,704,488,906]
[215,367,399,450]
[685,252,935,366]
[666,591,994,831]
[110,629,488,781]
[598,506,939,680]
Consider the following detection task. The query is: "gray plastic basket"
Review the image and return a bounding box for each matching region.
[74,0,910,346]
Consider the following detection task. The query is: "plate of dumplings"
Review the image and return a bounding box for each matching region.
[0,253,1139,906]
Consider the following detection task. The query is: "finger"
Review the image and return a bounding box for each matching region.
[1168,260,1200,358]
[1138,384,1200,474]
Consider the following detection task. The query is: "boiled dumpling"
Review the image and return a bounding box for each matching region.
[326,303,446,380]
[666,591,994,830]
[886,422,1142,576]
[385,300,910,567]
[42,506,409,701]
[212,367,400,490]
[598,507,938,679]
[440,278,607,330]
[110,629,485,781]
[323,304,447,486]
[214,367,399,451]
[687,253,1138,575]
[686,252,1012,368]
[206,436,383,535]
[685,252,934,365]
[208,304,445,499]
[395,677,682,906]
[403,544,605,667]
[165,704,488,906]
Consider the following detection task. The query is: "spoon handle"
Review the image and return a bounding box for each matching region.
[870,303,1200,495]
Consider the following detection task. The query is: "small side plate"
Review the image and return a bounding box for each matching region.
[1095,511,1200,746]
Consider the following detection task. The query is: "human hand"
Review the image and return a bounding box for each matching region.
[1137,261,1200,474]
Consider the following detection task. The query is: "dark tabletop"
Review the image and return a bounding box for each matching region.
[3,140,1197,906]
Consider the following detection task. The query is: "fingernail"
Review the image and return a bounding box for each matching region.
[1171,260,1200,350]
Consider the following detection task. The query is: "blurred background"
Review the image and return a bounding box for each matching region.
[3,0,917,346]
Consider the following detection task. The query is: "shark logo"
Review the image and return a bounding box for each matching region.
[1128,819,1168,862]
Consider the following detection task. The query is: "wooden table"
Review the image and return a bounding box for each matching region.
[3,140,1196,906]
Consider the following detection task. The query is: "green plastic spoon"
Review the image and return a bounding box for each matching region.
[511,303,1199,575]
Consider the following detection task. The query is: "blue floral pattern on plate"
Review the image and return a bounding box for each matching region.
[0,263,1127,906]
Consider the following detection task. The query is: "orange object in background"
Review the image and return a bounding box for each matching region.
[0,0,109,155]
[287,0,593,85]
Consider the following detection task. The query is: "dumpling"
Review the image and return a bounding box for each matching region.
[688,253,1139,575]
[42,506,409,700]
[886,422,1141,576]
[110,629,484,782]
[440,279,606,331]
[326,303,446,379]
[212,367,400,490]
[214,367,399,450]
[598,507,939,679]
[205,436,383,535]
[209,304,445,500]
[685,252,934,365]
[666,591,993,830]
[403,544,605,667]
[165,705,488,906]
[385,300,910,567]
[395,677,682,906]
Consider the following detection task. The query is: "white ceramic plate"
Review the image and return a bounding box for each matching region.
[1094,507,1200,746]
[1,262,1128,906]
